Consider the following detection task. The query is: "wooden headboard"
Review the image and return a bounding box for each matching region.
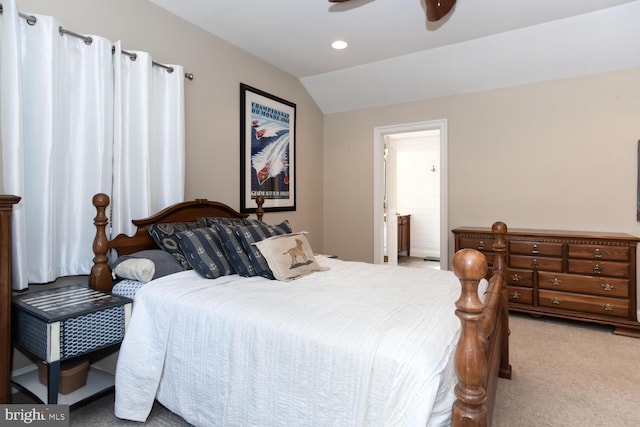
[88,193,265,292]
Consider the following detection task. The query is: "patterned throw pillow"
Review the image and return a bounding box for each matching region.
[196,216,246,228]
[243,218,292,233]
[215,220,292,278]
[214,223,257,277]
[254,232,326,281]
[112,279,147,300]
[146,222,203,270]
[234,221,292,279]
[175,228,235,279]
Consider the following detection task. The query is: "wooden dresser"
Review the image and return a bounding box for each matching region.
[0,195,20,403]
[452,226,640,338]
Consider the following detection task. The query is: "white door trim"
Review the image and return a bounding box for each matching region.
[373,119,448,269]
[385,138,399,265]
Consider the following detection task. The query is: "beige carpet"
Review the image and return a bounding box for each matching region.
[493,313,640,427]
[16,313,640,426]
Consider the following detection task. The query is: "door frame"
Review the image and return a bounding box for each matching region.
[385,138,400,265]
[373,119,449,269]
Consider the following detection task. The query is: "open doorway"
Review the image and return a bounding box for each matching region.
[373,120,448,269]
[386,130,441,265]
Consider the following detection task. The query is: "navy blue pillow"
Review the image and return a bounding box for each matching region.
[146,221,203,270]
[243,219,292,233]
[214,224,257,277]
[196,216,246,228]
[235,221,292,279]
[175,228,235,279]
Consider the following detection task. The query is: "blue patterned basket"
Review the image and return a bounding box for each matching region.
[13,284,132,362]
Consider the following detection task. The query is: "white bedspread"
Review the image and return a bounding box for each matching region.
[114,257,463,426]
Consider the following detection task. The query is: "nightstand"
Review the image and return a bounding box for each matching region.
[12,284,132,404]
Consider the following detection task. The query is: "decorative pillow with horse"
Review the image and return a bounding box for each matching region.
[254,232,327,281]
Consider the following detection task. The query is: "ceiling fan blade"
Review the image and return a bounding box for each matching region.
[425,0,456,21]
[328,0,352,2]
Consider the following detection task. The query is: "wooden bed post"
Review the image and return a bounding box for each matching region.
[255,195,265,221]
[451,248,489,427]
[492,221,512,380]
[89,193,112,292]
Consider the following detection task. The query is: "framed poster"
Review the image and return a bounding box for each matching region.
[240,83,296,213]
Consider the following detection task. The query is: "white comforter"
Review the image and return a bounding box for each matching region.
[114,256,463,426]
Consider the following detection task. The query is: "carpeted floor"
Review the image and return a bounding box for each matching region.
[493,313,640,427]
[14,313,640,426]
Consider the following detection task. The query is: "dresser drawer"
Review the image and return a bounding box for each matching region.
[538,272,629,298]
[539,290,629,318]
[509,255,563,272]
[506,269,533,287]
[507,286,533,304]
[453,226,640,335]
[568,244,629,261]
[458,237,495,252]
[509,241,563,257]
[567,260,630,278]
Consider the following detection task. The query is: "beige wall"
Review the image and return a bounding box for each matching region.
[323,68,640,264]
[17,1,639,270]
[16,0,325,248]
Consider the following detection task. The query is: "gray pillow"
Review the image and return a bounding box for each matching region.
[112,249,185,282]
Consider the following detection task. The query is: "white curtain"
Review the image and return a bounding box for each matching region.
[0,0,28,289]
[111,43,185,237]
[0,0,185,289]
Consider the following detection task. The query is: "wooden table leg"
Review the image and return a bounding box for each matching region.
[47,361,60,404]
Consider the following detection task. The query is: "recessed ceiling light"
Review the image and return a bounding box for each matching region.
[331,40,348,50]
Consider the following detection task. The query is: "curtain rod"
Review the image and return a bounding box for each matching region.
[0,4,36,25]
[113,46,174,73]
[0,4,194,80]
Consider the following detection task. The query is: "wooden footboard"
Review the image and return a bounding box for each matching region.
[451,221,511,427]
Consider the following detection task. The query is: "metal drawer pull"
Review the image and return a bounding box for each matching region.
[601,304,614,311]
[531,244,539,255]
[551,297,562,305]
[510,273,521,282]
[593,248,603,259]
[477,241,485,250]
[532,259,538,269]
[550,278,562,287]
[600,283,617,291]
[593,264,602,275]
[510,291,521,300]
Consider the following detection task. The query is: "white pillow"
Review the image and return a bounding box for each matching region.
[113,258,156,283]
[254,232,327,281]
[111,249,185,282]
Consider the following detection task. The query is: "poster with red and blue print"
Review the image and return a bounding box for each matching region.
[240,84,296,213]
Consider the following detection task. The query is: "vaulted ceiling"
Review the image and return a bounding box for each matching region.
[149,0,640,113]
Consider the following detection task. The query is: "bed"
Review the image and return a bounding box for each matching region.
[88,193,511,427]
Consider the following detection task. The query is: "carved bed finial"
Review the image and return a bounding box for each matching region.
[89,193,112,292]
[255,195,265,221]
[451,248,488,427]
